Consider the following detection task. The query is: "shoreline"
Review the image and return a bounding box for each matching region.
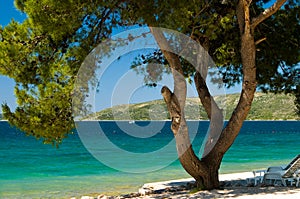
[76,172,300,199]
[1,121,299,198]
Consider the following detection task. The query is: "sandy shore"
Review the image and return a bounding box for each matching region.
[76,172,300,199]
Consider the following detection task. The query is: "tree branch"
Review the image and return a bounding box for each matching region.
[149,27,186,107]
[149,27,184,74]
[150,27,207,180]
[255,37,267,45]
[251,0,287,30]
[161,86,181,133]
[212,0,257,155]
[194,72,213,120]
[194,72,224,158]
[236,0,245,34]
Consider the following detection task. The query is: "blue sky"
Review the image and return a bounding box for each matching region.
[0,1,27,113]
[0,1,242,114]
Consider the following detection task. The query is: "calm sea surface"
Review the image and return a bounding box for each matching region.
[0,121,299,198]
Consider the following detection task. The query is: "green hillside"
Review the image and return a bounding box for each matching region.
[86,92,299,121]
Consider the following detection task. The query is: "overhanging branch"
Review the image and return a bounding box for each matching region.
[255,37,267,45]
[251,0,287,30]
[149,27,184,74]
[149,27,186,108]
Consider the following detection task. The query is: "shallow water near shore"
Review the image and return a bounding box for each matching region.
[0,121,299,198]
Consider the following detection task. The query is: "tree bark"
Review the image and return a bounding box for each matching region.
[150,27,212,189]
[150,27,222,190]
[194,72,224,158]
[151,11,256,187]
[149,0,286,190]
[194,0,258,188]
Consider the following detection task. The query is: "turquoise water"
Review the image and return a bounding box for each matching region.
[0,121,299,198]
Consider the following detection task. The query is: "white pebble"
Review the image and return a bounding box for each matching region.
[81,196,94,199]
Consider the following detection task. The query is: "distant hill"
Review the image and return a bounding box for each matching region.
[85,92,299,121]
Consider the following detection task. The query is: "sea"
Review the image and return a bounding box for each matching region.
[0,120,299,198]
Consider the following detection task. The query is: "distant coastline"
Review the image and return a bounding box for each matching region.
[2,92,299,121]
[78,119,299,121]
[84,92,299,121]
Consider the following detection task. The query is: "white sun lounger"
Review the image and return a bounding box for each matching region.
[262,154,300,186]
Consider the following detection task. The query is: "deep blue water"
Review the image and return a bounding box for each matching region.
[0,121,299,198]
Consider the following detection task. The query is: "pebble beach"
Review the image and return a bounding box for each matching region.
[75,172,300,199]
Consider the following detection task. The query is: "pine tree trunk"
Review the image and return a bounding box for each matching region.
[151,19,257,189]
[149,0,286,188]
[172,117,222,190]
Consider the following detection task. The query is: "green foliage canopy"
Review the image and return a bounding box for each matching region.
[0,0,299,145]
[0,0,124,145]
[129,0,299,91]
[128,0,299,113]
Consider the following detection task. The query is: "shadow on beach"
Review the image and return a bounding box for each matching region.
[93,179,300,199]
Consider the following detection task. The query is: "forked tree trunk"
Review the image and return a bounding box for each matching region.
[151,26,227,189]
[150,0,286,189]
